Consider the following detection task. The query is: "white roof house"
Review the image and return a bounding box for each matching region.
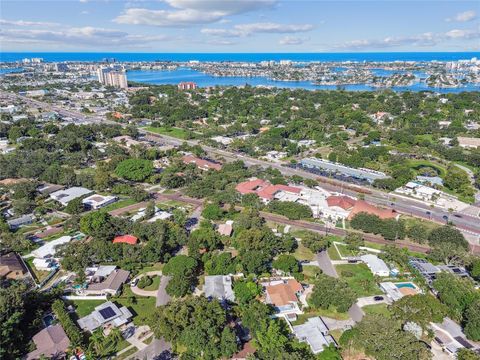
[82,194,118,210]
[31,236,72,259]
[204,275,235,302]
[77,301,132,333]
[379,282,404,302]
[50,187,92,206]
[360,254,390,277]
[292,317,336,354]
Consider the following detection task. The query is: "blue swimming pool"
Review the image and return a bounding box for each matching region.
[395,282,416,289]
[43,314,54,326]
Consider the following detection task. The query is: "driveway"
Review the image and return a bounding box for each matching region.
[130,271,163,297]
[356,296,389,307]
[321,316,355,331]
[316,250,338,278]
[156,276,172,307]
[126,338,172,360]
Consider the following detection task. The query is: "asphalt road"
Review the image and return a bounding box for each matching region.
[3,90,478,241]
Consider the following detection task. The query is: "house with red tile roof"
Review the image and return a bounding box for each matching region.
[235,178,301,202]
[264,279,304,318]
[182,154,222,171]
[113,235,138,245]
[347,200,398,220]
[326,195,356,210]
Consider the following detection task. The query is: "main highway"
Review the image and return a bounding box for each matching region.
[2,90,479,245]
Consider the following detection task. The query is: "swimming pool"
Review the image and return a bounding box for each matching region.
[395,282,416,289]
[43,314,54,326]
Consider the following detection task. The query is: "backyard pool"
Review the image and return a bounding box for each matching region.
[395,282,416,289]
[43,314,54,326]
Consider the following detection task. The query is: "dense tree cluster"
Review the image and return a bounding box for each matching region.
[309,274,356,312]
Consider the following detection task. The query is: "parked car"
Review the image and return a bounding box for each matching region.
[373,296,384,301]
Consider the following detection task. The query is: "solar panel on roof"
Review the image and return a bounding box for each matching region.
[99,307,116,320]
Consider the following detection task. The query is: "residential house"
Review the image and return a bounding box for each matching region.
[217,221,233,237]
[32,236,73,259]
[7,213,35,230]
[458,137,480,149]
[83,268,130,296]
[0,252,28,280]
[77,301,132,333]
[292,317,336,354]
[204,275,235,302]
[360,254,390,277]
[82,194,118,210]
[112,235,138,245]
[26,325,70,360]
[264,279,304,319]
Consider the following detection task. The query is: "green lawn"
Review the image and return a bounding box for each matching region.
[102,198,137,212]
[335,243,358,258]
[293,243,315,261]
[115,287,157,325]
[327,245,341,260]
[336,263,382,297]
[142,275,161,291]
[116,346,137,360]
[302,265,321,282]
[293,307,350,325]
[138,263,164,274]
[362,303,391,317]
[72,299,106,318]
[143,126,190,140]
[25,257,50,283]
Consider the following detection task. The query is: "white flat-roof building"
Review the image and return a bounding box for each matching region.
[82,194,118,210]
[31,236,72,259]
[360,254,390,277]
[50,187,92,206]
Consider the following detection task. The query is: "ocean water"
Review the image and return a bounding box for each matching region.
[1,52,479,63]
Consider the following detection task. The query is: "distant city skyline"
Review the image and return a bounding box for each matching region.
[1,0,479,52]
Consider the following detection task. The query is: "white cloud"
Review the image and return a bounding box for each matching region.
[279,36,304,45]
[0,19,58,27]
[338,28,480,50]
[114,0,276,27]
[0,26,171,48]
[201,22,313,37]
[446,10,477,22]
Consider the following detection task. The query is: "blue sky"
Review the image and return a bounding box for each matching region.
[1,0,479,52]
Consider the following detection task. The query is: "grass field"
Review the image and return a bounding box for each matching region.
[302,265,321,282]
[142,275,161,291]
[293,307,351,324]
[102,198,138,212]
[327,244,341,260]
[143,126,190,139]
[362,303,391,317]
[336,263,382,297]
[293,243,315,261]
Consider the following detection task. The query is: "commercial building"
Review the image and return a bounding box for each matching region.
[50,187,93,206]
[97,67,128,89]
[26,325,70,360]
[292,317,336,354]
[182,154,222,171]
[300,158,389,183]
[177,82,197,90]
[347,200,398,220]
[77,301,132,333]
[360,254,390,277]
[204,275,235,302]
